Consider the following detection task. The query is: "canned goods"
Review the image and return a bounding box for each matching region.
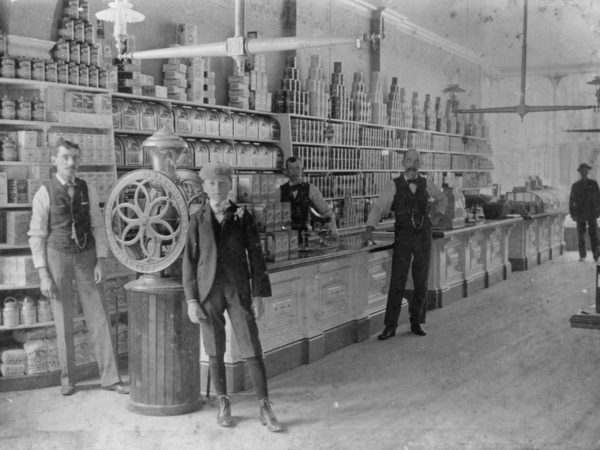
[37,298,53,323]
[20,296,37,325]
[2,297,20,327]
[32,97,46,121]
[1,95,16,120]
[80,43,90,66]
[45,61,57,82]
[57,62,69,84]
[54,39,70,62]
[32,59,45,81]
[16,58,31,79]
[1,56,16,78]
[85,23,94,43]
[1,136,17,161]
[16,96,32,121]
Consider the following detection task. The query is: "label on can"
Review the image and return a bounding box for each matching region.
[79,43,90,65]
[32,59,45,81]
[74,20,85,43]
[68,63,79,84]
[1,96,16,119]
[45,61,58,82]
[16,58,31,80]
[69,42,80,64]
[55,39,70,62]
[88,66,99,87]
[0,57,15,78]
[85,23,94,43]
[32,98,45,121]
[90,44,100,67]
[99,68,108,89]
[16,97,31,120]
[57,62,69,84]
[79,65,89,86]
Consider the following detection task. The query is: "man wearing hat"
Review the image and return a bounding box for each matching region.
[182,162,282,432]
[569,162,600,261]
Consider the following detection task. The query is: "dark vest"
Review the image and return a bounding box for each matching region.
[392,176,430,231]
[210,209,236,286]
[43,177,95,253]
[280,181,311,231]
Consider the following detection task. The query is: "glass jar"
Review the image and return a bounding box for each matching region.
[1,95,16,120]
[1,136,17,161]
[16,96,32,121]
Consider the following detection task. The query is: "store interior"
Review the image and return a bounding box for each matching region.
[1,0,600,448]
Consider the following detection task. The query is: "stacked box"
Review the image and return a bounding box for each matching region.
[203,67,216,105]
[351,72,370,123]
[4,211,31,245]
[369,71,386,125]
[186,57,205,103]
[274,56,306,114]
[163,61,187,101]
[228,74,250,110]
[330,61,351,120]
[115,59,141,95]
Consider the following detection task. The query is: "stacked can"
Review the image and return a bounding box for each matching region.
[275,56,306,115]
[306,55,328,118]
[228,73,250,109]
[369,71,386,125]
[423,94,432,131]
[330,62,351,120]
[162,60,187,101]
[116,58,141,95]
[351,72,370,123]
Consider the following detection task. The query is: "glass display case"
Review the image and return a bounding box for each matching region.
[506,187,567,216]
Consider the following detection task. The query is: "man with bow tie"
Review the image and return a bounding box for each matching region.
[182,162,282,432]
[362,149,447,339]
[279,156,337,241]
[28,140,128,396]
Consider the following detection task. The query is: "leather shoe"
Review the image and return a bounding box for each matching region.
[411,323,427,336]
[102,382,129,394]
[377,327,396,341]
[217,395,234,427]
[259,398,283,432]
[60,384,75,396]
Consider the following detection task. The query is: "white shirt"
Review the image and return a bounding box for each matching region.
[209,199,231,223]
[366,174,448,229]
[28,174,108,269]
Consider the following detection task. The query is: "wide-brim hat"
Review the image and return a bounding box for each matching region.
[578,163,592,172]
[199,162,233,180]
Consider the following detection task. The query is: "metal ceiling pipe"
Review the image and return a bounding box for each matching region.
[234,0,245,38]
[246,36,357,54]
[127,41,228,59]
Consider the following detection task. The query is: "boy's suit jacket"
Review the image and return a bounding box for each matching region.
[182,200,271,307]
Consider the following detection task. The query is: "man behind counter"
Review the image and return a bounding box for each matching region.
[279,156,337,240]
[362,148,447,339]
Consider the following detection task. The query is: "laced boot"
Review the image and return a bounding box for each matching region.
[259,398,283,432]
[217,395,233,427]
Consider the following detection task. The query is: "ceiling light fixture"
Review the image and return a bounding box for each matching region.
[457,0,595,120]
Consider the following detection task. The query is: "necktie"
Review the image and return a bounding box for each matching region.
[65,180,76,199]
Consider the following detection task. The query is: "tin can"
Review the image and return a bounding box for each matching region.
[90,44,100,67]
[79,65,89,87]
[16,58,31,79]
[80,43,90,66]
[79,0,89,22]
[54,39,70,62]
[20,296,37,325]
[69,42,80,64]
[0,56,16,78]
[1,95,16,120]
[74,20,85,43]
[88,66,99,87]
[2,297,19,327]
[45,61,58,82]
[69,62,80,85]
[37,298,53,323]
[65,0,79,19]
[57,62,69,83]
[16,96,32,121]
[85,23,94,44]
[32,59,45,81]
[32,97,46,121]
[99,68,108,89]
[61,19,75,41]
[1,136,17,161]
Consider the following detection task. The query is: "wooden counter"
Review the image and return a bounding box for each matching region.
[508,211,567,271]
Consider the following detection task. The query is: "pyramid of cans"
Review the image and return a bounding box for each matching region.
[330,62,352,120]
[306,55,328,118]
[369,71,386,125]
[351,72,370,122]
[275,56,307,114]
[52,0,107,87]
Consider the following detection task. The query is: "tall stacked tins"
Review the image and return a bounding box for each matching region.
[228,73,250,110]
[369,71,386,125]
[115,58,141,95]
[423,94,432,131]
[162,60,187,101]
[275,56,306,115]
[434,96,442,132]
[387,77,401,126]
[176,24,206,104]
[351,72,370,123]
[330,62,351,121]
[244,32,271,112]
[54,0,105,88]
[306,55,328,118]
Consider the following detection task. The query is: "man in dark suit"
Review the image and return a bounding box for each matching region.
[569,162,600,261]
[182,162,282,432]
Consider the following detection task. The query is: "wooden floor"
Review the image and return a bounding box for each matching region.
[1,251,600,450]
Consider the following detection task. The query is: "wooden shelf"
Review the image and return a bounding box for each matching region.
[0,77,110,93]
[0,244,30,251]
[0,203,32,209]
[0,316,85,331]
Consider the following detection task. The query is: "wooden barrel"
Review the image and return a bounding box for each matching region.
[125,276,202,416]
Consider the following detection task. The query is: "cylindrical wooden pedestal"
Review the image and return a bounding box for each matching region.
[126,275,202,416]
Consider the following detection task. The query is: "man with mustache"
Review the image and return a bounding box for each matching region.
[363,148,447,339]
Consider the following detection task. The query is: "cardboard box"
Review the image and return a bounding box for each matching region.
[281,202,291,229]
[265,230,289,262]
[5,210,32,245]
[141,85,168,98]
[264,203,274,232]
[236,174,261,204]
[250,204,267,233]
[273,202,282,231]
[259,175,269,203]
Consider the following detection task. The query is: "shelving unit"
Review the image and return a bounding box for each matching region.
[111,92,283,175]
[0,78,124,391]
[277,113,494,232]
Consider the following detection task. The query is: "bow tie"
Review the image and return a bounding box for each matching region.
[407,179,417,185]
[65,180,76,188]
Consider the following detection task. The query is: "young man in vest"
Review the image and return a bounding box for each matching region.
[279,156,337,241]
[182,161,282,432]
[362,149,447,339]
[28,140,128,396]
